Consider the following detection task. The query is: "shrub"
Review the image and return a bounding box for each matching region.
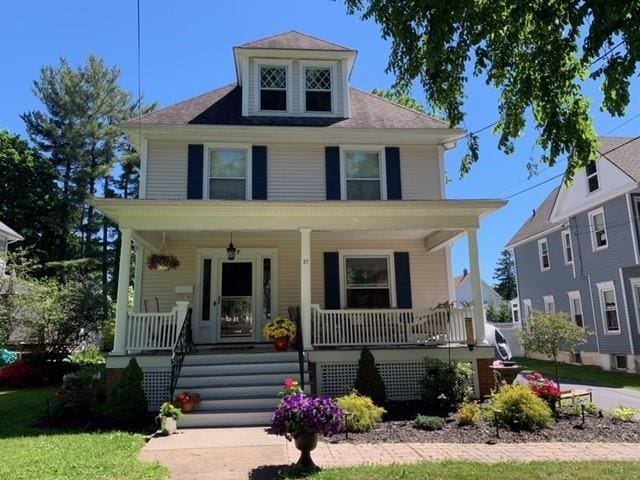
[421,358,472,412]
[104,358,148,426]
[0,359,43,387]
[557,398,598,417]
[456,400,480,426]
[354,347,386,405]
[489,384,553,430]
[337,392,386,433]
[525,372,561,408]
[68,345,106,367]
[609,405,639,422]
[414,415,445,431]
[49,366,106,426]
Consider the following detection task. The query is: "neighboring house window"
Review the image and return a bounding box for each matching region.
[523,299,533,321]
[538,238,550,271]
[568,291,584,327]
[511,301,520,323]
[585,160,599,193]
[259,65,287,111]
[304,67,332,112]
[344,255,391,308]
[589,208,608,251]
[630,278,640,335]
[342,150,385,200]
[208,148,249,200]
[614,355,628,370]
[562,229,573,265]
[597,281,620,333]
[543,295,555,313]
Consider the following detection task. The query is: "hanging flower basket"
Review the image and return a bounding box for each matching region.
[147,253,180,271]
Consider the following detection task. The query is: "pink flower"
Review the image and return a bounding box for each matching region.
[284,378,294,389]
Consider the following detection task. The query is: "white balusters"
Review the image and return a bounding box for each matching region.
[125,303,188,351]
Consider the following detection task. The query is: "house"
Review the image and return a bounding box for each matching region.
[0,221,23,278]
[507,136,640,373]
[454,269,503,307]
[93,31,505,427]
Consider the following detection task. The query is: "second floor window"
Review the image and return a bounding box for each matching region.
[589,208,608,250]
[344,256,391,308]
[586,160,599,193]
[598,282,620,332]
[344,151,383,200]
[259,65,287,111]
[568,291,584,327]
[209,149,248,200]
[538,238,550,271]
[305,67,332,112]
[562,229,573,265]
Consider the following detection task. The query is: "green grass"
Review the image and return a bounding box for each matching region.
[282,461,640,479]
[0,387,168,480]
[515,357,640,391]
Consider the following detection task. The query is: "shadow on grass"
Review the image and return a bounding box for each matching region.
[249,464,319,480]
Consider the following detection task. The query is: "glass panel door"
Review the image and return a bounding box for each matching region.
[219,262,253,340]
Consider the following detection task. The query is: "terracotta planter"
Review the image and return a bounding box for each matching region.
[274,336,290,352]
[294,432,319,469]
[180,401,194,413]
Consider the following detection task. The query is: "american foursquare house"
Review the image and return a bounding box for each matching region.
[94,32,505,427]
[507,137,640,373]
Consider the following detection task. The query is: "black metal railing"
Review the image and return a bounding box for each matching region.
[169,308,196,400]
[289,305,306,390]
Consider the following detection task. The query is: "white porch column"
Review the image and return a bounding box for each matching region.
[300,227,313,350]
[112,228,133,354]
[467,228,486,344]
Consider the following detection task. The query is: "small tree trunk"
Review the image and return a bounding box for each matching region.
[553,356,561,391]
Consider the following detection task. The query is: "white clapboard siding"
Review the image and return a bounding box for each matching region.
[146,140,188,199]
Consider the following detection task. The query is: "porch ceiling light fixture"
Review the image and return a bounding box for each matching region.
[226,233,239,260]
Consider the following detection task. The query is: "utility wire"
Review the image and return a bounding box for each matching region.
[137,0,142,143]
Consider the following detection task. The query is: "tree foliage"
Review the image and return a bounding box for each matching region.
[371,87,426,113]
[345,1,640,179]
[493,250,517,300]
[486,301,513,323]
[354,347,387,405]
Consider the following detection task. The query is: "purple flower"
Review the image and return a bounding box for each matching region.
[271,393,344,438]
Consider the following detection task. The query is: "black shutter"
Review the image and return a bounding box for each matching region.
[325,146,341,200]
[323,252,341,309]
[394,252,412,308]
[385,146,402,200]
[187,144,204,199]
[252,145,267,200]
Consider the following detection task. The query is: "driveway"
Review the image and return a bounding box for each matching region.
[559,381,640,412]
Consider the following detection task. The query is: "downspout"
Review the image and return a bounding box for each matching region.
[587,274,602,355]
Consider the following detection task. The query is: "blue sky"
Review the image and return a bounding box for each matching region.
[1,1,638,283]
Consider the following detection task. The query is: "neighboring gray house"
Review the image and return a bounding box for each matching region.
[454,269,503,306]
[0,221,23,277]
[507,137,640,373]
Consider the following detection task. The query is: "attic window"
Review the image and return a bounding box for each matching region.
[586,161,599,193]
[259,65,287,111]
[304,67,332,112]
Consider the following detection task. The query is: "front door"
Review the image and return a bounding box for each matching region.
[218,261,254,342]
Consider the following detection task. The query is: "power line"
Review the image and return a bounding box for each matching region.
[504,173,565,199]
[589,40,625,67]
[602,112,640,135]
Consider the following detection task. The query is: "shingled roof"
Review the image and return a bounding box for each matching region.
[124,85,448,129]
[236,31,353,52]
[506,187,561,248]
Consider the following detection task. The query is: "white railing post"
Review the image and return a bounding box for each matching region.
[467,228,486,344]
[175,301,189,342]
[300,228,313,350]
[112,228,132,354]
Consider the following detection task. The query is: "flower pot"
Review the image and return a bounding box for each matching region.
[181,401,194,413]
[274,336,290,352]
[294,432,319,469]
[160,416,177,434]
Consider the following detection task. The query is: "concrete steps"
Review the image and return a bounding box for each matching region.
[176,350,308,428]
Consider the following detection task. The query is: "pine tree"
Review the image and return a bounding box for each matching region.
[493,249,517,300]
[354,347,387,405]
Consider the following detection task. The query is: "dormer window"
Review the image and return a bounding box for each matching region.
[586,160,599,193]
[304,67,332,112]
[259,65,288,112]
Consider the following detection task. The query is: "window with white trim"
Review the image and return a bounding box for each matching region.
[343,150,385,200]
[562,229,573,265]
[568,291,584,327]
[538,238,550,271]
[511,301,520,323]
[589,208,608,251]
[304,67,332,112]
[259,65,287,111]
[208,149,249,200]
[597,281,620,333]
[543,295,555,313]
[585,160,599,193]
[523,299,533,321]
[344,255,391,308]
[631,278,640,335]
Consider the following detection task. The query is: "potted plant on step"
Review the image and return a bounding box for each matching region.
[271,392,344,470]
[262,316,297,351]
[174,391,202,413]
[158,402,182,434]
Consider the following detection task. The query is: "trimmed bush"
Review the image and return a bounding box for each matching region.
[104,358,148,426]
[414,415,445,431]
[609,405,639,422]
[337,392,386,432]
[490,384,553,430]
[353,347,386,405]
[456,400,480,426]
[421,358,472,412]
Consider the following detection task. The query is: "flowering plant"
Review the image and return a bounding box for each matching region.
[174,391,202,408]
[526,372,561,406]
[262,316,297,340]
[159,402,182,419]
[147,253,180,271]
[279,378,304,397]
[271,393,344,439]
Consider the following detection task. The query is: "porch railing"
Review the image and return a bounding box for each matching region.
[125,305,186,351]
[311,304,473,347]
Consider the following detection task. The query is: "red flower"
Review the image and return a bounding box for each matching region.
[284,378,294,389]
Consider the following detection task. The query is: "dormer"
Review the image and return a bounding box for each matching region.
[233,31,357,118]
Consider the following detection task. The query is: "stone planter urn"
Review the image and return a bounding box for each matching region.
[274,336,290,352]
[294,432,319,469]
[160,417,177,434]
[489,361,523,385]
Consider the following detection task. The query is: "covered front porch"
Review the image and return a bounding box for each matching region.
[93,199,504,355]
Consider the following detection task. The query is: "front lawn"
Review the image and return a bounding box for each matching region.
[283,461,640,479]
[515,357,640,391]
[0,388,167,480]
